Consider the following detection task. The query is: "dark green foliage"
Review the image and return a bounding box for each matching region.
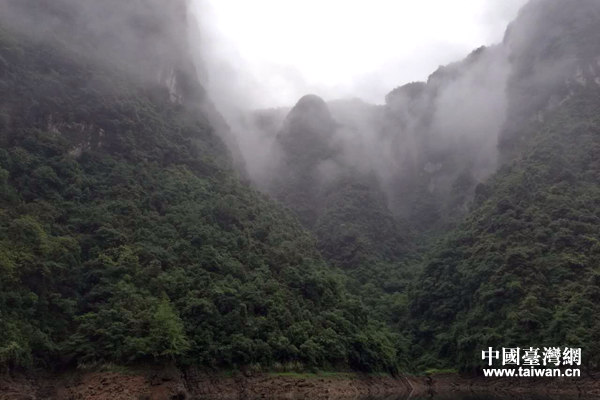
[410,87,600,371]
[0,30,400,372]
[315,174,408,269]
[312,173,416,348]
[268,96,416,355]
[4,0,600,378]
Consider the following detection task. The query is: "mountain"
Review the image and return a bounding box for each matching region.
[269,94,337,228]
[263,95,414,332]
[2,0,600,379]
[257,0,600,373]
[409,0,600,371]
[411,87,600,371]
[381,44,509,230]
[261,45,512,240]
[0,0,401,372]
[501,0,600,155]
[268,95,410,265]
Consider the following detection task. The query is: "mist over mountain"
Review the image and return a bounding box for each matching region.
[0,0,401,374]
[246,0,600,234]
[501,0,600,154]
[230,0,600,370]
[1,0,600,388]
[250,42,510,237]
[1,0,195,97]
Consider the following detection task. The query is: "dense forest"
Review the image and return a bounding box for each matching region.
[410,87,600,371]
[0,11,400,373]
[1,0,600,376]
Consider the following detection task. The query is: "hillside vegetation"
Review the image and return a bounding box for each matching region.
[410,87,600,371]
[2,0,600,377]
[0,30,401,373]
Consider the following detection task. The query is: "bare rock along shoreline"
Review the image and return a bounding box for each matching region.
[2,368,599,400]
[0,367,412,400]
[418,372,600,396]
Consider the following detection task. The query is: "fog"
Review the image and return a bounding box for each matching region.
[190,0,527,107]
[1,0,591,219]
[188,0,531,202]
[0,0,188,79]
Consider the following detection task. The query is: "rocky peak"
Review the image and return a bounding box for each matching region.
[283,95,335,137]
[277,94,336,164]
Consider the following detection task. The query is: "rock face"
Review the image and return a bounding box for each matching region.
[261,44,514,235]
[380,44,510,227]
[0,0,247,169]
[501,0,600,154]
[266,95,410,268]
[263,0,600,233]
[0,0,209,113]
[270,94,338,228]
[277,94,338,172]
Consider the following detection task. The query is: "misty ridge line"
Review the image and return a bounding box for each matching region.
[1,0,598,221]
[2,0,600,378]
[191,0,600,224]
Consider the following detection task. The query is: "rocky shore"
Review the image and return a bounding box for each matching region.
[2,368,599,400]
[414,372,600,397]
[0,367,412,400]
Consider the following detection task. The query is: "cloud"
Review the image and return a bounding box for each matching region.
[190,0,528,107]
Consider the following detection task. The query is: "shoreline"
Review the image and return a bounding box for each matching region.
[2,368,599,399]
[418,372,600,396]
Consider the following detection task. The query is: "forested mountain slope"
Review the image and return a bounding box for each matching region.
[410,86,600,371]
[2,0,600,378]
[265,95,415,333]
[409,0,600,371]
[0,2,401,372]
[258,0,600,373]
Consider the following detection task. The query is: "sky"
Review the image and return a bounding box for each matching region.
[191,0,529,108]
